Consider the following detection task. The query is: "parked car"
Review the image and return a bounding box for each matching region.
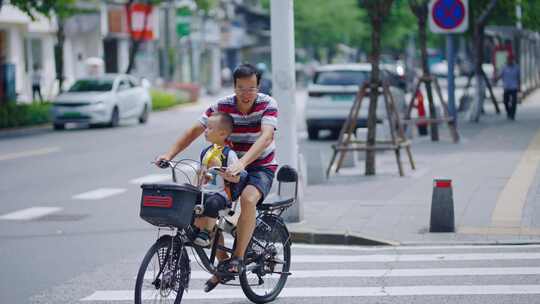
[51,74,152,130]
[305,63,407,140]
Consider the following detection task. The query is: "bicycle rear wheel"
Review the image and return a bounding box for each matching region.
[134,235,190,304]
[240,217,291,303]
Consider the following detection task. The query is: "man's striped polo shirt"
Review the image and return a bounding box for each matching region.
[199,93,279,172]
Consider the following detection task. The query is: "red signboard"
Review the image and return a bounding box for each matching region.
[126,3,154,41]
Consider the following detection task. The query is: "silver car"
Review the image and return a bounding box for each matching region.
[51,74,152,130]
[305,63,407,140]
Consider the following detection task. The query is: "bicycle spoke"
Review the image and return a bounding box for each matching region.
[240,218,291,302]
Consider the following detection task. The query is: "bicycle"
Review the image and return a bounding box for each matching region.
[134,159,298,304]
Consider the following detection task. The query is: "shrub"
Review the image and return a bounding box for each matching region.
[151,89,189,111]
[0,102,51,129]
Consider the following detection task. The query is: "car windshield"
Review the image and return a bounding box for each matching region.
[313,70,369,86]
[68,79,114,92]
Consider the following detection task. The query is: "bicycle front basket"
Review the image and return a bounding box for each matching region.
[140,183,201,228]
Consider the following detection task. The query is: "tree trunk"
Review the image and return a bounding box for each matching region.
[470,23,485,122]
[56,18,65,93]
[470,0,498,122]
[365,11,382,175]
[410,1,439,140]
[363,0,393,176]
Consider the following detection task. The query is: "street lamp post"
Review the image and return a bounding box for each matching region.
[270,0,303,223]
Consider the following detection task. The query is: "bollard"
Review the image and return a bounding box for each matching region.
[429,179,455,233]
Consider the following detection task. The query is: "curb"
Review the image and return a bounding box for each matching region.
[0,124,51,139]
[290,230,398,246]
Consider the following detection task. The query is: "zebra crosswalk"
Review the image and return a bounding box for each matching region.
[79,243,540,303]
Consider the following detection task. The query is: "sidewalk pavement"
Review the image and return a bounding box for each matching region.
[288,88,540,246]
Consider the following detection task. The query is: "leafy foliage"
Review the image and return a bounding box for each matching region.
[0,102,51,129]
[294,0,366,52]
[7,0,77,19]
[150,90,189,111]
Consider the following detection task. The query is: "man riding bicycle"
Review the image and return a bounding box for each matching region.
[156,63,278,292]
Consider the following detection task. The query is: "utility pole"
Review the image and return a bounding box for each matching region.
[270,0,302,223]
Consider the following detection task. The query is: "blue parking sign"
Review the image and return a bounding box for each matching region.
[429,0,468,33]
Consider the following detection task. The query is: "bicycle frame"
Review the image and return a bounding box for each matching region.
[149,159,295,289]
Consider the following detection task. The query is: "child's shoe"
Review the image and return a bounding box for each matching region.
[193,229,211,247]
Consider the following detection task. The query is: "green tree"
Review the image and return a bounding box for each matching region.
[1,0,75,19]
[294,0,366,63]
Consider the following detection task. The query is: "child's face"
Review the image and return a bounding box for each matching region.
[205,117,228,144]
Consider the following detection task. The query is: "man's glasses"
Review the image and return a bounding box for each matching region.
[235,87,258,94]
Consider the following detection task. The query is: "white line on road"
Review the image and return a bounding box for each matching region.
[0,207,62,220]
[73,188,126,200]
[129,174,171,184]
[291,243,540,251]
[144,267,540,280]
[283,252,540,263]
[81,285,540,301]
[0,147,60,161]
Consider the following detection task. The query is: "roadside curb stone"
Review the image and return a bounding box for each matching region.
[289,229,398,246]
[0,124,51,139]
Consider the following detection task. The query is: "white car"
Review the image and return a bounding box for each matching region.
[305,63,407,140]
[51,74,152,130]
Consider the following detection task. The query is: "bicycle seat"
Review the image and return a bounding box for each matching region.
[258,194,294,211]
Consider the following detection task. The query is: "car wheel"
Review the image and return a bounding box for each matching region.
[307,126,319,140]
[53,123,65,130]
[108,107,119,128]
[138,104,149,124]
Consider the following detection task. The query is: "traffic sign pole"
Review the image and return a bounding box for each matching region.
[429,0,468,128]
[447,34,457,125]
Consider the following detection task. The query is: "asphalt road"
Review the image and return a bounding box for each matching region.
[0,83,521,304]
[0,102,212,303]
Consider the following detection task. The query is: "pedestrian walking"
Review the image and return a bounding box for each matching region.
[495,55,520,120]
[31,64,43,102]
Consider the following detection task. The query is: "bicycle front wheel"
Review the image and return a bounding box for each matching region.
[134,235,190,304]
[240,217,291,303]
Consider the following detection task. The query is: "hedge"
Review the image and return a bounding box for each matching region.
[151,89,190,111]
[0,89,191,129]
[0,102,51,129]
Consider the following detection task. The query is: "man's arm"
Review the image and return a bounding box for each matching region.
[158,122,205,161]
[227,125,274,176]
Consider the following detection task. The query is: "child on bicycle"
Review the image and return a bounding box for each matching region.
[193,112,244,247]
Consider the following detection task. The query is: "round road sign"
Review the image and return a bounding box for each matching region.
[432,0,465,30]
[429,0,468,33]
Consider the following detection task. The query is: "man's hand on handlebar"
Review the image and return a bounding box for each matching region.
[227,160,245,177]
[208,166,241,183]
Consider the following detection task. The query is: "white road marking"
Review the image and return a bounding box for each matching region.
[0,207,62,220]
[81,285,540,301]
[0,147,60,161]
[73,188,126,200]
[289,252,540,263]
[129,174,170,184]
[144,267,540,280]
[291,243,540,251]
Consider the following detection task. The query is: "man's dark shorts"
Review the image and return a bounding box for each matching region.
[231,166,275,205]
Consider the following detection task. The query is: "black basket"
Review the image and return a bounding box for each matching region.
[140,183,201,228]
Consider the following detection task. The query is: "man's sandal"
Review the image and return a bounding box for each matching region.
[225,256,244,275]
[203,274,234,293]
